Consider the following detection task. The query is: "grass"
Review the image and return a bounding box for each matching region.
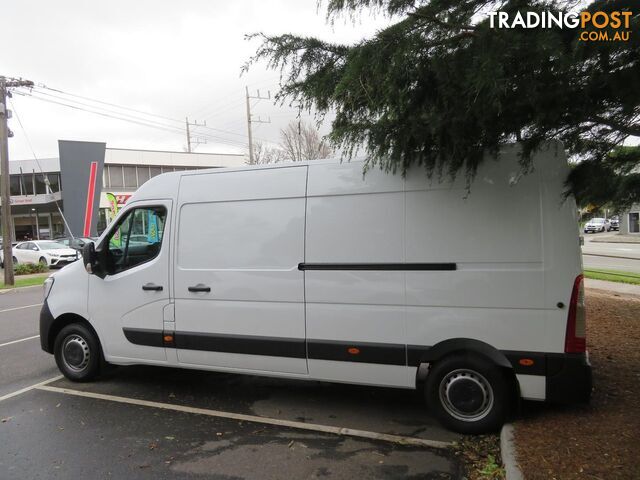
[0,273,49,289]
[477,454,504,479]
[584,268,640,285]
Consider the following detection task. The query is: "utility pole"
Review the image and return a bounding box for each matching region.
[245,87,271,164]
[185,117,191,153]
[185,117,207,153]
[0,76,33,286]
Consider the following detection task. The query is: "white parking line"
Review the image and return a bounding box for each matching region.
[0,303,42,314]
[0,375,63,403]
[0,335,40,348]
[35,384,454,450]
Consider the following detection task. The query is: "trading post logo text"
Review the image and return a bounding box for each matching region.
[489,10,633,42]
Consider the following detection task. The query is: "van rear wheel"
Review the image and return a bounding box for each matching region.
[425,353,511,434]
[54,324,101,382]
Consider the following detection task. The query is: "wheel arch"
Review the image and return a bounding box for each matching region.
[46,313,101,354]
[414,338,515,384]
[415,337,521,411]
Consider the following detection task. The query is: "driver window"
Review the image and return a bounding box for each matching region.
[105,206,166,275]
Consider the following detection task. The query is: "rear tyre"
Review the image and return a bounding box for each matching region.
[39,256,48,266]
[54,323,101,382]
[425,353,511,434]
[12,256,17,264]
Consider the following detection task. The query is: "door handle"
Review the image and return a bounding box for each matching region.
[142,283,163,291]
[188,284,211,293]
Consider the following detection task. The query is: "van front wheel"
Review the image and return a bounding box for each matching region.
[425,354,511,434]
[54,324,101,382]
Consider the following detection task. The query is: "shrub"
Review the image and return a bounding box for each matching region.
[14,262,49,275]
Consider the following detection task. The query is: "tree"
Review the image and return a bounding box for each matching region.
[567,146,640,210]
[246,0,639,207]
[247,140,286,165]
[279,120,333,162]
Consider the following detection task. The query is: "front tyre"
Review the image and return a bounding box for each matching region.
[54,324,101,382]
[425,353,511,434]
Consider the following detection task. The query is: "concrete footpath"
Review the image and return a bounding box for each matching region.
[584,278,640,296]
[590,233,640,244]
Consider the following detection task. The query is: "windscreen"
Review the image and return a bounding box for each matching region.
[38,242,68,250]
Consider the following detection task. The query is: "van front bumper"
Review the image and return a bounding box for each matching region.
[546,352,592,404]
[39,300,55,353]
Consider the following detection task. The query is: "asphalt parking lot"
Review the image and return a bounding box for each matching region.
[0,286,461,479]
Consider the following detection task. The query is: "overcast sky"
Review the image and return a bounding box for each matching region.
[2,0,391,160]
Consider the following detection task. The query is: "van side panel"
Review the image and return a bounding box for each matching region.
[304,163,410,387]
[405,143,580,400]
[405,146,547,350]
[404,146,549,398]
[173,167,308,374]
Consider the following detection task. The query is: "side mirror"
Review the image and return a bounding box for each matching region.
[82,242,99,275]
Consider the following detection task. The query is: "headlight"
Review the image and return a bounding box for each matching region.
[43,276,55,300]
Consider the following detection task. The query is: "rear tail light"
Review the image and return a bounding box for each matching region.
[565,274,586,353]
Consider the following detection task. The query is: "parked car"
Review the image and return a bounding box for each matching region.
[40,142,590,435]
[10,240,79,268]
[55,236,96,252]
[610,216,620,231]
[584,217,611,233]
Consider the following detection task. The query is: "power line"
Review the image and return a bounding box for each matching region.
[13,90,248,148]
[38,84,184,125]
[38,83,253,142]
[188,75,281,119]
[32,87,250,146]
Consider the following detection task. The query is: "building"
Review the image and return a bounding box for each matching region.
[2,141,245,241]
[620,205,640,235]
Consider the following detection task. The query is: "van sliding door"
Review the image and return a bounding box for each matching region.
[173,166,308,375]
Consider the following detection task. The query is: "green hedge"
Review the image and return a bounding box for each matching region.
[14,263,49,275]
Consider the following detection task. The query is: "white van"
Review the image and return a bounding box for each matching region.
[40,141,591,434]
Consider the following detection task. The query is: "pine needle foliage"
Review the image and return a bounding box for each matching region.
[245,0,639,207]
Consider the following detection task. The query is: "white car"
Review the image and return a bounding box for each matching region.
[584,217,611,233]
[11,240,79,268]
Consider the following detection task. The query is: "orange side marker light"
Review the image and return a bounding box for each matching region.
[519,358,534,366]
[347,347,360,355]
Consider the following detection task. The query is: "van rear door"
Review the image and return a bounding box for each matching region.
[173,166,308,374]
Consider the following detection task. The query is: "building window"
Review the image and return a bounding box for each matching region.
[35,174,48,194]
[123,166,137,189]
[161,166,174,174]
[103,166,109,188]
[48,173,61,193]
[22,174,34,195]
[10,175,22,195]
[109,165,124,189]
[150,166,162,178]
[137,166,150,185]
[629,212,639,234]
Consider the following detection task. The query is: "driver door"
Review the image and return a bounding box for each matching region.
[88,200,172,363]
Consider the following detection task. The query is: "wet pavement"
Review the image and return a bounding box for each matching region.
[0,286,462,479]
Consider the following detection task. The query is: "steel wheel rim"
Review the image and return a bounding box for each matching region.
[439,368,494,422]
[61,334,90,372]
